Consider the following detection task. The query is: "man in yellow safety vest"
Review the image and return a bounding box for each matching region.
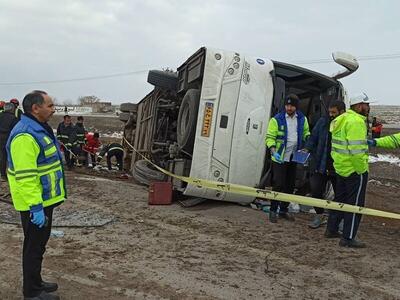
[327,92,371,248]
[7,90,64,299]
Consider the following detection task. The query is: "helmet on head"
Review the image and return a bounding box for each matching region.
[0,101,5,108]
[10,98,19,106]
[349,92,374,106]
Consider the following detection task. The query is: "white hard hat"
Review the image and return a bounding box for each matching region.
[349,92,374,106]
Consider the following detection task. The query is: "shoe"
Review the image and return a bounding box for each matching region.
[24,290,60,300]
[339,238,366,248]
[269,211,278,223]
[279,212,295,221]
[324,230,342,238]
[308,215,325,229]
[41,281,58,293]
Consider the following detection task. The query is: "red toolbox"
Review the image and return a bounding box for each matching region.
[148,182,173,205]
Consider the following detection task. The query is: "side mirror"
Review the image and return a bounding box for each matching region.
[331,52,359,80]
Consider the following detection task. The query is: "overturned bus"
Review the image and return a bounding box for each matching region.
[120,47,359,204]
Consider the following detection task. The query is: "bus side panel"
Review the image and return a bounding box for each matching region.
[184,48,236,200]
[223,58,274,203]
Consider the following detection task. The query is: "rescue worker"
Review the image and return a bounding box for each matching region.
[304,100,345,229]
[265,94,310,223]
[10,98,23,119]
[56,115,77,170]
[75,116,86,166]
[0,103,19,180]
[75,116,86,147]
[0,100,5,112]
[6,90,64,300]
[83,132,101,167]
[97,142,124,171]
[327,92,370,248]
[371,117,383,138]
[368,132,400,148]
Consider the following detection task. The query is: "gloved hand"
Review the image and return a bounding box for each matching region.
[272,152,282,163]
[30,204,46,228]
[367,139,376,147]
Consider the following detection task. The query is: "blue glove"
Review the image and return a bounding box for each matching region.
[273,152,282,163]
[30,204,46,228]
[367,139,376,146]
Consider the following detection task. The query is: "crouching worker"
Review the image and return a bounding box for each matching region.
[97,142,124,171]
[7,90,65,299]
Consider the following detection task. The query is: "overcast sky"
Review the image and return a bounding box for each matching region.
[0,0,399,105]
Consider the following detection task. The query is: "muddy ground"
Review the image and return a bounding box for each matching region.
[0,116,399,299]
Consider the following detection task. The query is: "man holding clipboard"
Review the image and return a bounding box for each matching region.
[265,94,310,223]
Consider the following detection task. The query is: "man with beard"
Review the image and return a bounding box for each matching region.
[303,100,346,229]
[328,92,371,248]
[265,94,310,223]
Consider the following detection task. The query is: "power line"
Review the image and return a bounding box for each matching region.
[0,69,150,86]
[1,52,400,86]
[292,53,400,65]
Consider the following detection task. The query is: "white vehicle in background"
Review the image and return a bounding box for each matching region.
[121,47,358,204]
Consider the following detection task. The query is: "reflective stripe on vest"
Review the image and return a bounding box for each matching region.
[7,115,65,202]
[390,135,400,148]
[109,147,123,152]
[331,137,368,155]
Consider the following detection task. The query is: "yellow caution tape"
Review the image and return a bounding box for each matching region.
[123,138,400,220]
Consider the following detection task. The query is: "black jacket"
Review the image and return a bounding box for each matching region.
[0,111,19,141]
[57,122,77,148]
[75,123,86,145]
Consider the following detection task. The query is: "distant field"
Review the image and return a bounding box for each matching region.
[370,105,400,125]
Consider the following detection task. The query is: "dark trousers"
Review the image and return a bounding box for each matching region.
[107,151,123,170]
[270,161,297,213]
[20,206,54,297]
[327,172,368,239]
[0,138,7,177]
[371,132,381,139]
[64,148,74,168]
[310,172,337,214]
[64,146,79,168]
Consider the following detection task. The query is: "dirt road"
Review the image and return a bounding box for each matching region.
[0,160,399,300]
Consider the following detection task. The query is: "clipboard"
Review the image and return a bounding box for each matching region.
[292,150,310,164]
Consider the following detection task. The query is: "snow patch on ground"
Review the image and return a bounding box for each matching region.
[74,176,114,182]
[101,131,123,139]
[369,154,400,166]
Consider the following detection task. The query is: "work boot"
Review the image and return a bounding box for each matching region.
[24,291,60,300]
[279,212,295,221]
[308,214,326,229]
[269,211,278,223]
[339,238,366,248]
[324,230,341,238]
[41,281,58,293]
